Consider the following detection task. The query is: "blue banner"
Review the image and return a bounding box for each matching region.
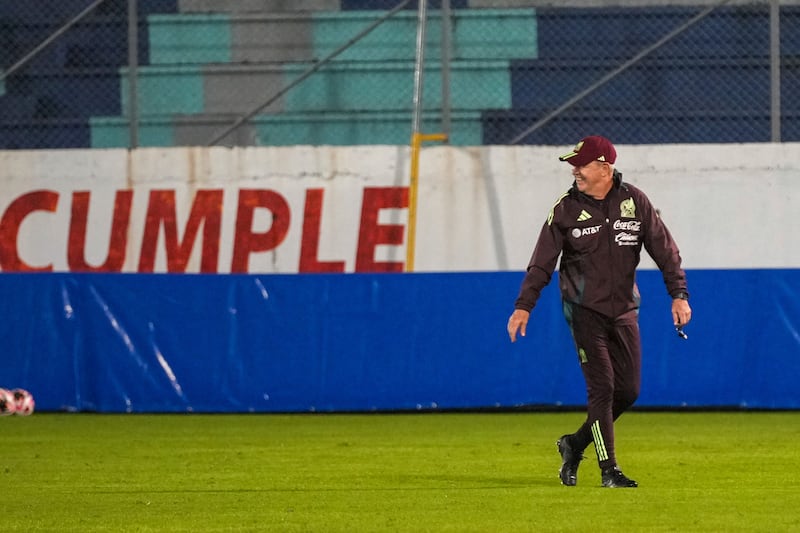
[1,270,798,412]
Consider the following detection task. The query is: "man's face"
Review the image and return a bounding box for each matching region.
[571,160,612,199]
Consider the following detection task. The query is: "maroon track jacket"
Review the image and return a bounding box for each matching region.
[514,170,688,318]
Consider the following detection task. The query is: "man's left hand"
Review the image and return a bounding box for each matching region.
[672,298,692,327]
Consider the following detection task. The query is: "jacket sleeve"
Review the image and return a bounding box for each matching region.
[514,208,565,312]
[639,189,689,298]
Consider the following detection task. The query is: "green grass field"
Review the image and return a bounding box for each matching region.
[2,411,798,532]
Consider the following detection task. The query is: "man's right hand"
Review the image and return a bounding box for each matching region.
[507,309,530,343]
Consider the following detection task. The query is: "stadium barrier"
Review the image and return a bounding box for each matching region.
[1,143,799,412]
[2,269,799,413]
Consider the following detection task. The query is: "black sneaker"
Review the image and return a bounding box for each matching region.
[601,466,638,488]
[556,435,583,486]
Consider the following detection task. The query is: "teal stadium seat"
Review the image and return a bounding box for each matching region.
[311,9,536,62]
[148,13,232,65]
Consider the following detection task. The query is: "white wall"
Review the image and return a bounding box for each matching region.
[0,143,796,273]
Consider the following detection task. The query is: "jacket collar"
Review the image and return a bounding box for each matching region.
[613,168,623,187]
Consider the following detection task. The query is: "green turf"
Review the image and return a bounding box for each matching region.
[2,412,798,532]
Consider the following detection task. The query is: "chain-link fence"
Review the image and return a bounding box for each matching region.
[0,0,797,149]
[0,0,156,149]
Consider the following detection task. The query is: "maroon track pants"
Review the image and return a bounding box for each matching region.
[563,302,641,469]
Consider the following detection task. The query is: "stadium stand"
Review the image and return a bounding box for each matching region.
[485,5,780,144]
[1,1,797,148]
[0,0,177,148]
[91,6,536,147]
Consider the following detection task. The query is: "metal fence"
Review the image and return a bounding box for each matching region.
[0,0,797,149]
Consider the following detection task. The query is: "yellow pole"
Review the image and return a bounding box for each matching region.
[407,0,447,272]
[406,132,447,272]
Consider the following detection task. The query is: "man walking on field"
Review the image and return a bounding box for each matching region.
[506,136,692,488]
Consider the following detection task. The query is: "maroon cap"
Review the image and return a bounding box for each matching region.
[558,136,617,166]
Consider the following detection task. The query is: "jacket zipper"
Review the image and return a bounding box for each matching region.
[603,197,616,317]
